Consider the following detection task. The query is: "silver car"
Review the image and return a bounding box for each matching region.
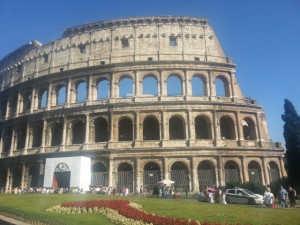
[225,188,264,205]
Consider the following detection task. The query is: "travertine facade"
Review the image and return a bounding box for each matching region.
[0,16,285,193]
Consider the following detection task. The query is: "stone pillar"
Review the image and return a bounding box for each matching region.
[187,110,193,140]
[208,70,214,99]
[279,157,287,178]
[16,92,22,116]
[41,119,47,152]
[47,82,52,109]
[30,86,36,112]
[21,163,26,189]
[66,78,71,106]
[0,128,4,157]
[183,69,187,97]
[212,110,218,144]
[230,72,236,99]
[5,168,11,193]
[87,75,92,102]
[262,157,270,185]
[190,157,198,192]
[61,117,67,150]
[162,157,168,180]
[241,157,248,183]
[161,111,167,141]
[24,122,30,154]
[134,112,139,142]
[84,114,90,148]
[214,168,219,187]
[134,71,139,97]
[217,156,224,186]
[39,161,45,187]
[9,129,16,156]
[108,157,113,187]
[235,112,243,142]
[255,112,263,142]
[135,158,141,192]
[157,70,161,96]
[109,73,115,99]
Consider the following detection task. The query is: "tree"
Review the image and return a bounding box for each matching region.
[281,99,300,187]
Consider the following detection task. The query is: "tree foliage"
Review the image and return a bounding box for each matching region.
[281,99,300,187]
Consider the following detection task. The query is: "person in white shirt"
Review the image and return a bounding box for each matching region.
[263,187,274,208]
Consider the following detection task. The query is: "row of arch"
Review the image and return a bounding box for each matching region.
[0,159,281,192]
[0,72,233,118]
[0,114,258,152]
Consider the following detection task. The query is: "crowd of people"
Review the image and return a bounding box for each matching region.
[264,185,297,209]
[195,186,226,204]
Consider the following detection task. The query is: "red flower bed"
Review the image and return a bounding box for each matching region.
[61,200,255,225]
[61,199,199,225]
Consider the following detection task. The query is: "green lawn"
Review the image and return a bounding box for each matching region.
[0,194,299,225]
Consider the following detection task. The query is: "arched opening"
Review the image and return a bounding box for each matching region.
[91,162,108,187]
[0,168,7,192]
[143,116,160,140]
[97,79,109,99]
[197,161,216,190]
[72,120,85,144]
[117,162,133,193]
[118,117,133,141]
[3,127,12,152]
[22,92,32,113]
[215,76,230,97]
[220,116,236,140]
[192,76,206,96]
[269,161,280,183]
[143,162,161,191]
[224,161,241,183]
[12,168,22,188]
[9,96,18,117]
[142,76,158,96]
[28,166,40,188]
[16,124,26,150]
[167,75,182,96]
[248,161,262,184]
[51,123,63,146]
[171,162,189,192]
[195,116,211,139]
[242,118,257,140]
[76,81,87,103]
[119,77,133,98]
[32,122,43,148]
[169,116,185,140]
[0,100,7,118]
[57,85,66,105]
[94,118,109,142]
[38,89,48,109]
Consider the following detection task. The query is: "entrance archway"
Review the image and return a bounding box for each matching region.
[248,161,262,184]
[224,161,241,183]
[197,161,216,190]
[91,162,108,187]
[143,162,161,191]
[53,163,71,190]
[117,162,133,193]
[171,162,189,192]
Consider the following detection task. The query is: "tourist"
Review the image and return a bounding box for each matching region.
[278,186,288,208]
[263,187,274,208]
[195,189,205,202]
[288,186,297,209]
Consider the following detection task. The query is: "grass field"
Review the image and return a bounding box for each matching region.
[0,194,299,225]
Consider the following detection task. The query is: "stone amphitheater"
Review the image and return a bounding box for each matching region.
[0,16,286,193]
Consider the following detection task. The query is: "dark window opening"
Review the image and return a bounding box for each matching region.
[79,45,86,54]
[169,37,177,46]
[143,117,160,140]
[121,38,129,48]
[44,54,48,63]
[119,118,133,141]
[195,116,211,139]
[220,116,236,140]
[100,61,105,65]
[95,118,109,142]
[169,117,185,140]
[148,57,153,61]
[16,125,26,150]
[32,123,43,148]
[72,120,85,144]
[195,57,200,61]
[51,123,63,146]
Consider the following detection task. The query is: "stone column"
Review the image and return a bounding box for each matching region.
[230,72,236,99]
[61,117,67,150]
[41,119,47,152]
[87,75,92,102]
[66,78,71,106]
[108,157,114,187]
[9,129,16,156]
[255,112,263,142]
[183,69,187,97]
[135,158,141,192]
[84,114,90,148]
[190,157,198,192]
[208,70,214,99]
[279,157,287,178]
[212,110,218,144]
[134,71,139,97]
[5,168,11,193]
[39,161,45,187]
[217,156,224,186]
[24,122,30,154]
[47,82,53,109]
[157,70,161,96]
[16,92,22,116]
[30,86,36,112]
[235,112,242,142]
[161,111,167,141]
[262,157,270,185]
[0,128,4,157]
[21,163,26,189]
[162,157,168,180]
[241,156,248,183]
[134,112,139,142]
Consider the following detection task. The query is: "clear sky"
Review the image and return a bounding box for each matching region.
[0,0,299,146]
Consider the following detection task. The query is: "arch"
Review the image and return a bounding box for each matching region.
[119,76,133,97]
[171,161,189,192]
[97,79,110,99]
[220,116,236,140]
[117,162,133,192]
[94,118,109,142]
[38,89,48,109]
[143,116,160,140]
[192,75,206,96]
[248,161,262,184]
[91,162,108,187]
[215,75,230,97]
[28,165,40,188]
[118,117,133,141]
[22,92,32,113]
[51,123,63,146]
[72,120,85,144]
[142,76,158,96]
[16,124,26,150]
[268,161,280,182]
[12,167,22,188]
[3,127,12,152]
[56,85,66,105]
[167,75,182,96]
[197,160,216,189]
[0,100,7,118]
[242,117,257,140]
[76,80,87,103]
[224,160,241,183]
[195,116,212,139]
[9,95,18,117]
[169,116,185,140]
[0,168,7,191]
[32,122,43,148]
[143,162,161,191]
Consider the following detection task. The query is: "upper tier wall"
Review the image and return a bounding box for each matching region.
[0,16,230,89]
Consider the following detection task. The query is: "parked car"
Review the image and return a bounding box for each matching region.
[225,187,264,205]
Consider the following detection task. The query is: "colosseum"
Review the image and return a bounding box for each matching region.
[0,16,286,193]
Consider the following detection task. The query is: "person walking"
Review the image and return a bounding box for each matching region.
[278,186,288,208]
[288,186,297,209]
[263,187,274,208]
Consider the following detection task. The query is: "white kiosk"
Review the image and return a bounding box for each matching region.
[43,156,91,191]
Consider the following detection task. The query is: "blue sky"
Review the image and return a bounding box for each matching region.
[0,0,299,146]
